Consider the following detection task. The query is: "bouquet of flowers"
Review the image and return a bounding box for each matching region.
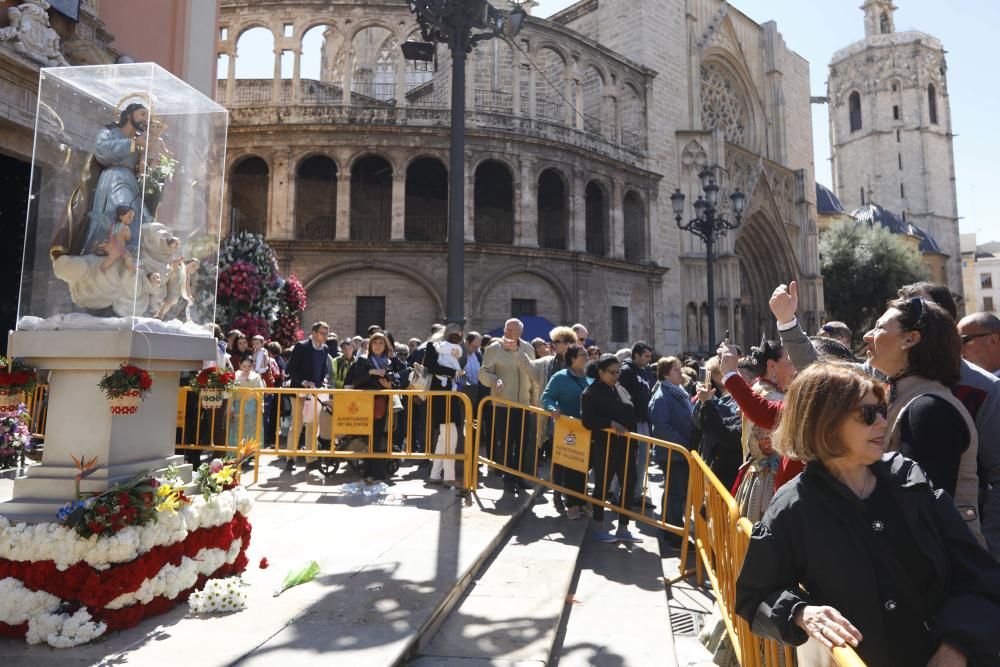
[218,260,263,305]
[0,406,31,470]
[98,364,153,415]
[57,471,166,538]
[140,153,179,212]
[191,366,237,409]
[270,275,307,347]
[231,314,270,341]
[195,441,258,500]
[0,357,37,411]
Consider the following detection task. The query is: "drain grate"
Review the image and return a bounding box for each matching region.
[670,608,705,636]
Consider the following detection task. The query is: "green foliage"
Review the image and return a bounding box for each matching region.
[820,220,929,344]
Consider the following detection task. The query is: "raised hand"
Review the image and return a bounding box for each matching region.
[769,281,799,324]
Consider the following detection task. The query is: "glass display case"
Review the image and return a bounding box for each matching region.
[17,62,228,335]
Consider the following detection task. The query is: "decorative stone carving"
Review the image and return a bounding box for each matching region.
[700,61,750,149]
[680,140,708,169]
[0,0,70,67]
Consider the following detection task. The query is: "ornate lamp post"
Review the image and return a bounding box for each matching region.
[404,1,525,326]
[670,166,746,349]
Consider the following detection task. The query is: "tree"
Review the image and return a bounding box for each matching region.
[820,220,930,344]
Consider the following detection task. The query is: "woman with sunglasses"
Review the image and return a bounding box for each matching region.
[736,362,1000,666]
[581,354,641,543]
[864,297,984,545]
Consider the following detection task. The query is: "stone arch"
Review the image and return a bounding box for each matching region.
[620,81,645,150]
[699,53,765,153]
[347,150,399,176]
[474,159,515,244]
[537,168,568,250]
[235,26,275,80]
[405,156,448,242]
[229,155,270,237]
[350,24,399,102]
[473,266,572,327]
[584,179,609,256]
[535,46,568,122]
[295,154,338,240]
[471,36,515,112]
[299,23,346,87]
[350,154,393,241]
[581,64,607,137]
[302,263,443,341]
[733,209,799,344]
[623,190,645,262]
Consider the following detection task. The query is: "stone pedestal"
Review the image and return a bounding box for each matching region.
[0,329,215,522]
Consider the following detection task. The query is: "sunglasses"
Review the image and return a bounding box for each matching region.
[961,332,992,345]
[904,297,926,330]
[857,403,888,426]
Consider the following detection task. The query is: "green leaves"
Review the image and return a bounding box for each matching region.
[820,220,930,345]
[274,561,320,597]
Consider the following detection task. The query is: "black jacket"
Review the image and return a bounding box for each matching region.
[735,453,1000,666]
[618,360,652,424]
[581,382,638,453]
[693,396,742,491]
[346,354,408,391]
[286,340,331,388]
[423,341,467,426]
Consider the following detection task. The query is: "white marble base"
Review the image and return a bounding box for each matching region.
[0,329,214,523]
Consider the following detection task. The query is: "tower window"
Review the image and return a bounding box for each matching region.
[880,12,890,34]
[511,299,537,318]
[611,307,629,343]
[891,83,898,92]
[898,153,903,170]
[896,129,901,142]
[860,187,865,205]
[900,183,905,198]
[892,105,900,121]
[849,92,862,132]
[928,84,938,124]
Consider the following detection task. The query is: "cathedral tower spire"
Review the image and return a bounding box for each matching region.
[863,0,897,37]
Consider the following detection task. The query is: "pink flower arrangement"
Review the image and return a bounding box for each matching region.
[217,261,262,304]
[283,275,307,313]
[231,314,270,341]
[271,312,304,348]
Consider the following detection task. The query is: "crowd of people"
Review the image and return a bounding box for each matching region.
[188,277,1000,665]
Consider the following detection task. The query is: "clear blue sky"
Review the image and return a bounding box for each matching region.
[534,0,999,241]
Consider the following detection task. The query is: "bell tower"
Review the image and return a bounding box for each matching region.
[863,0,897,37]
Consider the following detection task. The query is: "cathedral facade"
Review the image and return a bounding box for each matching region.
[828,0,962,293]
[216,0,823,350]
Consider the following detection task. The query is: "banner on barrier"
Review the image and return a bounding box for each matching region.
[333,392,374,436]
[552,416,591,473]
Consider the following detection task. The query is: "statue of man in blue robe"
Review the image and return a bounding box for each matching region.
[79,103,152,254]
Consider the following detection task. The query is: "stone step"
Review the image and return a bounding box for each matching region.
[551,524,673,666]
[410,489,589,666]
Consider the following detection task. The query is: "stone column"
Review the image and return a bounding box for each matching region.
[342,51,353,105]
[272,48,282,102]
[464,158,475,241]
[570,169,586,252]
[270,149,294,239]
[225,48,236,103]
[517,157,537,246]
[396,54,407,106]
[390,170,406,240]
[610,178,625,259]
[291,47,302,103]
[512,47,522,115]
[336,169,351,240]
[527,52,537,120]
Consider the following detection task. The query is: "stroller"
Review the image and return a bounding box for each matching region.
[312,394,401,479]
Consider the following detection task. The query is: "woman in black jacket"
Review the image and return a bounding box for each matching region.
[736,362,1000,667]
[347,332,403,484]
[581,354,640,544]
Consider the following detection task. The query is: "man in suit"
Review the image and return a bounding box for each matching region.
[285,321,331,468]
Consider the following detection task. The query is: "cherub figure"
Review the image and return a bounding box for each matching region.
[98,206,136,273]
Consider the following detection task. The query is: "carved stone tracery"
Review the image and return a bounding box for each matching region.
[700,61,750,148]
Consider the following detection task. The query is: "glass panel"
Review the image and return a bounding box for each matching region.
[18,63,227,335]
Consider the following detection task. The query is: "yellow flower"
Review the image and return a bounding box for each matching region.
[156,483,174,498]
[156,494,181,514]
[213,466,237,486]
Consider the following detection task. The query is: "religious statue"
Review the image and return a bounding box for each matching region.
[50,93,193,321]
[0,0,70,67]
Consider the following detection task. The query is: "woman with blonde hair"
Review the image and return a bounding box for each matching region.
[347,331,401,484]
[736,362,1000,666]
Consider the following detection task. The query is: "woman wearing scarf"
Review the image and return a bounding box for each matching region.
[648,356,696,545]
[581,354,641,544]
[348,332,400,484]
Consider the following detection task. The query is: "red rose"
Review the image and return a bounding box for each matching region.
[259,557,269,569]
[97,505,110,516]
[139,375,152,390]
[0,373,12,387]
[117,492,130,505]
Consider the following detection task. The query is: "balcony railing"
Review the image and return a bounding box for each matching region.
[536,97,564,123]
[622,128,643,151]
[349,214,391,242]
[474,89,513,114]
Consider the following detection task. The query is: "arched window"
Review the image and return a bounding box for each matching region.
[880,12,890,34]
[928,84,938,124]
[537,169,568,250]
[536,48,566,123]
[474,160,514,244]
[584,181,607,256]
[351,26,397,103]
[471,38,514,113]
[581,66,606,137]
[620,83,645,151]
[849,91,862,132]
[295,155,337,240]
[350,155,392,241]
[405,157,448,242]
[623,191,645,262]
[230,156,269,236]
[235,27,274,79]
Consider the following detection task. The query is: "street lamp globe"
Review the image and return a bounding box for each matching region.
[698,166,715,191]
[670,188,686,220]
[730,189,747,219]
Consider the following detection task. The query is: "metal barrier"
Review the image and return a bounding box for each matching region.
[475,395,695,578]
[175,387,475,489]
[25,384,48,440]
[689,453,864,667]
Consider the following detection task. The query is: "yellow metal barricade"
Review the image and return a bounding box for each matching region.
[475,395,696,577]
[25,384,48,440]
